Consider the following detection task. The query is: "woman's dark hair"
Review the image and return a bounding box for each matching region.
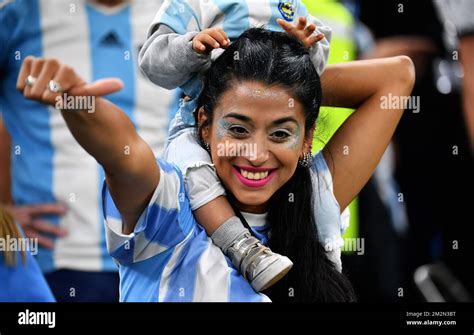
[196,28,356,302]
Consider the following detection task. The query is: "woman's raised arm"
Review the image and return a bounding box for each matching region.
[16,57,159,234]
[320,56,415,211]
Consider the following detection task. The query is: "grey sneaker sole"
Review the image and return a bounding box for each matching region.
[251,256,293,292]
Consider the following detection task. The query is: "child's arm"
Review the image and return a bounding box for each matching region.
[139,24,210,90]
[139,25,229,90]
[305,14,332,75]
[16,57,159,234]
[320,56,416,211]
[139,0,229,90]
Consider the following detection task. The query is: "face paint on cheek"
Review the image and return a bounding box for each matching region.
[285,124,302,150]
[216,118,233,140]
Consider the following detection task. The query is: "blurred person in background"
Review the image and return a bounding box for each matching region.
[434,0,474,155]
[357,0,473,300]
[306,0,408,302]
[0,205,55,302]
[0,0,173,301]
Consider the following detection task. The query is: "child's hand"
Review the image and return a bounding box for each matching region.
[277,16,325,49]
[193,27,231,54]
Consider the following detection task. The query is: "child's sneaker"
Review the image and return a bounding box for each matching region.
[226,232,293,292]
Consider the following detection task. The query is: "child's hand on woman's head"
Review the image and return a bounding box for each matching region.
[193,27,231,54]
[277,16,325,49]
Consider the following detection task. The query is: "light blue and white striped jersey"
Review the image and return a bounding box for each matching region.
[103,151,348,302]
[150,0,331,73]
[0,0,173,273]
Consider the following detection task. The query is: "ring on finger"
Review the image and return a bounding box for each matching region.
[25,75,37,87]
[48,80,63,93]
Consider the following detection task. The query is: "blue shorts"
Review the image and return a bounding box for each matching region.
[45,269,119,302]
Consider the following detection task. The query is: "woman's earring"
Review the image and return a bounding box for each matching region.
[204,142,210,152]
[299,152,313,168]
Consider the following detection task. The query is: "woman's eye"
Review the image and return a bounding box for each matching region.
[229,126,249,137]
[271,130,292,140]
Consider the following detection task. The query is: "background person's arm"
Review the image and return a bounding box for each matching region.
[0,115,12,204]
[0,115,68,247]
[320,56,415,210]
[16,57,159,234]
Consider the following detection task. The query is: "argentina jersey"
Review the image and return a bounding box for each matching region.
[150,0,327,38]
[0,0,173,273]
[102,152,347,302]
[102,159,270,302]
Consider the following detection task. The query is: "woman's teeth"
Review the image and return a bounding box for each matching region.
[240,169,269,180]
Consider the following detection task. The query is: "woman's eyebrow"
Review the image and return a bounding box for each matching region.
[223,114,298,126]
[223,113,252,123]
[272,117,298,126]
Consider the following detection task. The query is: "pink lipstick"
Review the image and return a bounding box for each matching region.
[232,166,277,188]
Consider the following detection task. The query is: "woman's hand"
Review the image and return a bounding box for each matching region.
[192,27,231,54]
[16,56,123,106]
[277,16,325,49]
[16,56,159,234]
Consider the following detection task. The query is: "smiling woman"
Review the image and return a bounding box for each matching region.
[16,27,414,302]
[194,28,354,301]
[196,29,320,211]
[199,82,308,209]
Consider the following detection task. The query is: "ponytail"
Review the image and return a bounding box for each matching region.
[264,165,356,302]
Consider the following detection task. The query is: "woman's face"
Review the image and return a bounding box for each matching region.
[200,81,313,213]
